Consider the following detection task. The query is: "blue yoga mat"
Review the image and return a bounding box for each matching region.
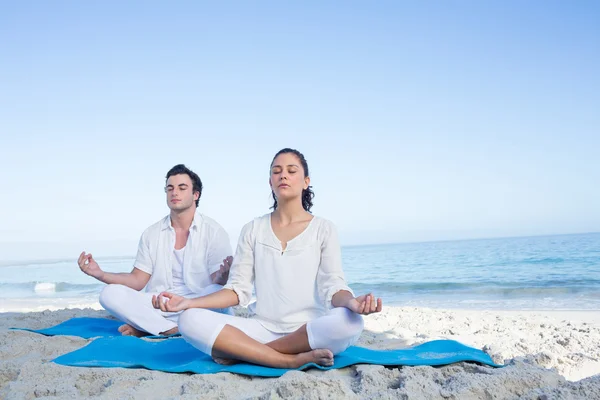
[53,336,502,377]
[11,317,178,340]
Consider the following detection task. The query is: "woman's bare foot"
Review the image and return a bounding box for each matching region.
[291,349,334,368]
[118,324,150,337]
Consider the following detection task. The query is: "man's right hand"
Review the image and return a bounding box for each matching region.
[78,252,105,280]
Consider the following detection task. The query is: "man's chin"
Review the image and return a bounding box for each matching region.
[168,204,190,212]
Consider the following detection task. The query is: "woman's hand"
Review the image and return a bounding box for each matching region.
[346,293,383,315]
[151,292,191,312]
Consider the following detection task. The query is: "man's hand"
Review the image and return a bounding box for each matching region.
[212,256,233,285]
[77,252,105,280]
[152,292,191,312]
[346,294,383,315]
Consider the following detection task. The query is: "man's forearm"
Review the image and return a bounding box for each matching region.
[98,272,146,291]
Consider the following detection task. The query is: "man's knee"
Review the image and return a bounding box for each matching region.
[99,284,128,311]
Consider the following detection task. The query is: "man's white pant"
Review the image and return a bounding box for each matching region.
[99,283,231,336]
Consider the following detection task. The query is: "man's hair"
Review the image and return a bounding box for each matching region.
[166,164,203,207]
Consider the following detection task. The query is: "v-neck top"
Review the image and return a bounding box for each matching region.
[224,213,353,333]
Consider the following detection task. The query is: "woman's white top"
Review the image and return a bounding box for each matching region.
[224,213,353,333]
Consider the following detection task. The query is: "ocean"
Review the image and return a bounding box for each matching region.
[1,233,599,313]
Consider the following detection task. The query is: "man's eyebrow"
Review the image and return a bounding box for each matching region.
[166,184,174,188]
[177,183,189,187]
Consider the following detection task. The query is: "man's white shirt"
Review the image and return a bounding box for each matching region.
[134,212,231,294]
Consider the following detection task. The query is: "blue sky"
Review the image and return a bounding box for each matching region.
[1,1,599,260]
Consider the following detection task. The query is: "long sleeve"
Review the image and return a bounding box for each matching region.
[223,221,256,307]
[316,221,353,309]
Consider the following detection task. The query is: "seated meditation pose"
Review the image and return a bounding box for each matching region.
[77,164,233,337]
[152,149,383,368]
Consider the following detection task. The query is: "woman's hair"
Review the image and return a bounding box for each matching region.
[270,148,315,212]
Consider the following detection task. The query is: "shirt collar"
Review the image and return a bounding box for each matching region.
[161,212,201,231]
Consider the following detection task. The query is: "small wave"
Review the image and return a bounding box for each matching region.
[348,281,600,298]
[0,281,103,295]
[34,282,56,293]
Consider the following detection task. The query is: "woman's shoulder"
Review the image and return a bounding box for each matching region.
[310,215,338,236]
[240,213,271,235]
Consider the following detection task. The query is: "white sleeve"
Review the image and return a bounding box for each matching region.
[133,230,153,274]
[223,221,255,307]
[206,225,233,275]
[317,221,353,309]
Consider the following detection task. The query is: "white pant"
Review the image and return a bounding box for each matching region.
[178,307,364,356]
[99,283,232,336]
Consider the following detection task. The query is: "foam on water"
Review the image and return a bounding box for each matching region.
[34,282,56,293]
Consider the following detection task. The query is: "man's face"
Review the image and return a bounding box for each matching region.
[165,174,198,212]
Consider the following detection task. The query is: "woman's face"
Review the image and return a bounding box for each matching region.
[270,152,310,203]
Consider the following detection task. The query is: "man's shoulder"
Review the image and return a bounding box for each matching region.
[194,213,227,235]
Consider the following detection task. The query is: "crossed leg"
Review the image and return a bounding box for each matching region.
[179,307,364,368]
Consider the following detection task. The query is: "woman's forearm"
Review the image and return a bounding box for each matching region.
[188,288,240,309]
[332,290,354,308]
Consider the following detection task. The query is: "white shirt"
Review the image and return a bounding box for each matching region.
[224,214,353,333]
[134,213,232,294]
[171,247,194,296]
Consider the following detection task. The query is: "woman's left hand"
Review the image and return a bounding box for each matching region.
[348,293,383,315]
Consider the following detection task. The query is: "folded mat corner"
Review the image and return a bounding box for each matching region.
[11,317,179,340]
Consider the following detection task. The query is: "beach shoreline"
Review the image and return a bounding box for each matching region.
[1,306,599,399]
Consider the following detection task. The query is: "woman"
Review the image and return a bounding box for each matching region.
[152,148,383,368]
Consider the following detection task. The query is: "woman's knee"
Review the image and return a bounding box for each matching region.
[178,308,218,337]
[308,308,364,354]
[335,308,364,339]
[179,309,226,355]
[179,309,204,335]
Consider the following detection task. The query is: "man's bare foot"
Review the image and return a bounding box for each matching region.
[213,357,240,366]
[159,327,179,336]
[290,349,334,368]
[118,324,150,337]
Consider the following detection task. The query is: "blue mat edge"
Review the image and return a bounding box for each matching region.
[52,337,504,377]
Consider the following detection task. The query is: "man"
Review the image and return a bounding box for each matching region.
[77,164,233,337]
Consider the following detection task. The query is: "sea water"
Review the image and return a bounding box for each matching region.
[1,233,598,312]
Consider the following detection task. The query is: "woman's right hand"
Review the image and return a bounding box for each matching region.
[152,292,191,312]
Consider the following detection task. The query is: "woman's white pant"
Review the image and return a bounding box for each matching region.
[178,307,364,356]
[99,283,232,336]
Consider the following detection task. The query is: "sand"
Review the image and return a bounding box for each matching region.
[1,306,599,399]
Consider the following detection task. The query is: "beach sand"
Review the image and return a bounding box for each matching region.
[1,306,599,399]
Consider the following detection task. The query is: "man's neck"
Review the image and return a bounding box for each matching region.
[170,207,196,231]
